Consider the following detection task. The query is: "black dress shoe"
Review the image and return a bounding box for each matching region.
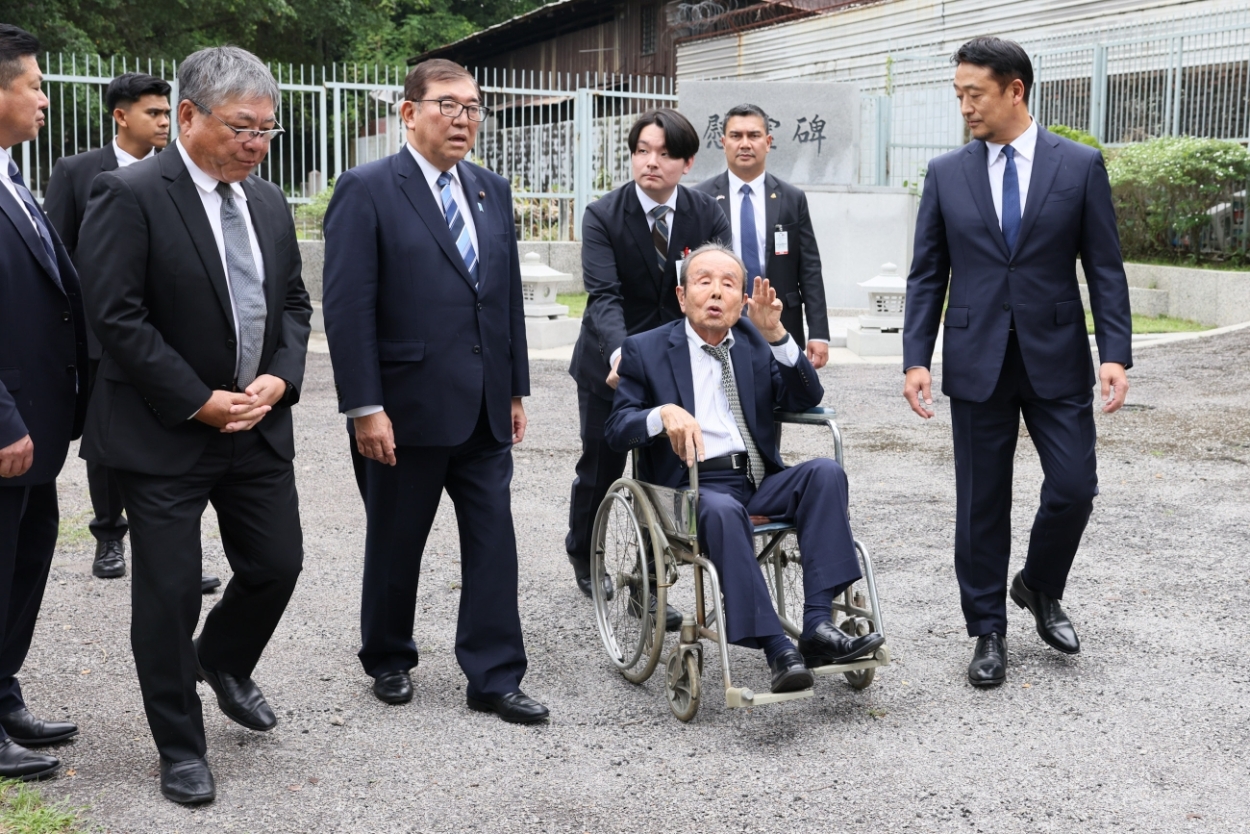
[768,647,815,693]
[0,739,59,781]
[194,642,276,732]
[569,558,614,600]
[92,539,125,579]
[466,691,549,724]
[160,756,215,805]
[626,585,683,632]
[0,709,78,746]
[968,632,1007,687]
[1010,571,1080,654]
[797,620,886,667]
[372,670,413,705]
[201,574,222,594]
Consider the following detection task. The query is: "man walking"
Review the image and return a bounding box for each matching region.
[0,24,89,782]
[323,59,546,724]
[44,72,219,592]
[78,46,311,803]
[694,103,831,368]
[902,37,1131,687]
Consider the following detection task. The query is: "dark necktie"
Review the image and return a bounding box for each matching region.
[437,171,479,289]
[701,342,765,487]
[6,158,63,289]
[216,182,267,388]
[739,184,762,280]
[650,204,670,274]
[1001,145,1021,252]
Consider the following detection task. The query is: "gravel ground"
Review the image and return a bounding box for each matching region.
[25,329,1250,833]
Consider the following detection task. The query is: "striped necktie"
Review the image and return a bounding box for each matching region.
[701,342,766,487]
[437,171,479,289]
[6,158,63,289]
[650,204,670,273]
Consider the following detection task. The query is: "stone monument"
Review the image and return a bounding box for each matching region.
[520,252,582,350]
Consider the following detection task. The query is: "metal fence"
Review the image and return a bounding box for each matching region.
[18,55,674,241]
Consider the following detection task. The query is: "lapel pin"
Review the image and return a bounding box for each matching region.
[478,191,485,199]
[477,202,483,212]
[716,195,725,200]
[770,192,777,199]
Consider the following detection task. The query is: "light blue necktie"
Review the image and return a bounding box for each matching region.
[436,171,479,289]
[1001,145,1021,252]
[739,184,762,280]
[7,158,63,289]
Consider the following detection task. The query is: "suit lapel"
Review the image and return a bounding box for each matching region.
[1013,127,1061,255]
[241,177,281,344]
[624,185,662,287]
[962,142,1011,261]
[161,148,235,328]
[99,145,118,173]
[457,161,489,291]
[763,172,781,273]
[667,323,696,415]
[0,181,62,288]
[668,187,697,274]
[396,150,476,293]
[711,172,731,224]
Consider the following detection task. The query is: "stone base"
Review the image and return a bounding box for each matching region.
[845,325,902,356]
[525,317,582,350]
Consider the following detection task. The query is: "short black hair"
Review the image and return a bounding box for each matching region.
[0,25,39,90]
[105,72,172,113]
[627,108,699,161]
[722,103,771,134]
[952,37,1033,104]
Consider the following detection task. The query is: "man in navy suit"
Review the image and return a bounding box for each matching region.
[323,59,546,724]
[0,25,89,780]
[567,109,730,609]
[606,243,883,692]
[902,37,1132,687]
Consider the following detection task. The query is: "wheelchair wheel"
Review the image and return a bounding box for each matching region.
[757,532,804,639]
[665,646,701,722]
[591,479,668,684]
[839,609,877,690]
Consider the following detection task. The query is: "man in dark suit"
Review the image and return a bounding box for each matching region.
[567,108,730,608]
[902,37,1131,687]
[322,59,546,725]
[43,73,221,593]
[606,243,882,690]
[78,46,311,803]
[694,103,831,368]
[0,24,89,782]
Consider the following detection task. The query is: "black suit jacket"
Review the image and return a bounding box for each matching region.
[903,126,1132,402]
[0,174,89,485]
[571,182,730,400]
[693,171,830,345]
[44,144,122,360]
[77,145,312,476]
[605,318,823,489]
[322,148,528,447]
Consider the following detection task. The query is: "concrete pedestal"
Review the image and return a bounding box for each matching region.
[846,324,902,356]
[525,317,582,350]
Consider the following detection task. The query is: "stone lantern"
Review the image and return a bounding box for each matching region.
[519,251,582,349]
[846,262,906,356]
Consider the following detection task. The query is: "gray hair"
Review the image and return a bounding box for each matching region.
[178,46,280,112]
[679,241,747,288]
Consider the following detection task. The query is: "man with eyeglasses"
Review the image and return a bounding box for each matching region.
[77,46,311,804]
[323,59,546,724]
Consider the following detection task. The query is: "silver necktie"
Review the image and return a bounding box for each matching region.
[701,343,765,486]
[216,181,267,388]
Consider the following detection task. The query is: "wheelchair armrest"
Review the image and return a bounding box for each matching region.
[774,406,836,425]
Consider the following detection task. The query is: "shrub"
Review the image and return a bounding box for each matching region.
[1048,124,1102,151]
[294,180,335,239]
[1107,137,1250,262]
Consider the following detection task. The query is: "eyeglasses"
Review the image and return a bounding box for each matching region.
[410,99,490,122]
[190,99,285,142]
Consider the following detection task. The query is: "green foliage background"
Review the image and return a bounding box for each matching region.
[0,0,552,66]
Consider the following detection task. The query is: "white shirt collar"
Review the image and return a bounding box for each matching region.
[175,139,245,200]
[113,137,154,167]
[406,141,459,191]
[635,182,678,217]
[986,118,1038,165]
[0,145,13,179]
[727,169,766,197]
[685,317,735,351]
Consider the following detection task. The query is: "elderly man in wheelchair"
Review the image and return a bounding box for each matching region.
[603,242,885,696]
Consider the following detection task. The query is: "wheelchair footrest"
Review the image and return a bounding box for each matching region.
[725,686,815,709]
[809,646,891,677]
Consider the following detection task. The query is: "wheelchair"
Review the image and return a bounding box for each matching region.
[589,407,890,721]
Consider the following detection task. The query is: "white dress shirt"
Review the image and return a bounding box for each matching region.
[113,137,155,168]
[727,170,766,270]
[986,118,1037,228]
[0,146,41,236]
[644,320,800,458]
[175,139,265,383]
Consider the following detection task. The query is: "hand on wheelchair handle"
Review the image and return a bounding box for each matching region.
[659,404,705,468]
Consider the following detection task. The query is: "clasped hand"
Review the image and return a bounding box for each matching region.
[194,374,286,433]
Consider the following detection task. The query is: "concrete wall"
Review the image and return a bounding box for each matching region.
[1077,262,1250,326]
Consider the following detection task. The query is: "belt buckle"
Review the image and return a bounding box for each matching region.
[731,454,744,470]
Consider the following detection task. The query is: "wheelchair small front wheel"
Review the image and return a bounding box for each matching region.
[839,615,877,690]
[665,647,701,722]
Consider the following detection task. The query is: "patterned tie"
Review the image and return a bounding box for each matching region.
[436,171,479,289]
[1001,145,1021,252]
[216,182,267,389]
[739,184,762,280]
[701,342,766,487]
[650,204,670,274]
[6,158,63,289]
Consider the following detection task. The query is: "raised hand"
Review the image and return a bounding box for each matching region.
[745,276,787,343]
